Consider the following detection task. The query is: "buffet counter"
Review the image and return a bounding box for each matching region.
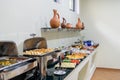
[65,49,97,80]
[46,49,97,80]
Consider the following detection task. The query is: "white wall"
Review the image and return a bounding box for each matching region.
[80,0,120,69]
[0,0,80,53]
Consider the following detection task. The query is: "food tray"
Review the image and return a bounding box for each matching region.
[55,62,76,68]
[23,49,60,57]
[66,57,84,60]
[0,56,34,72]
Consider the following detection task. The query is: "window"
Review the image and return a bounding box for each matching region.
[69,0,79,14]
[69,0,75,11]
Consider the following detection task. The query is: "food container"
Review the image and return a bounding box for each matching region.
[83,40,94,46]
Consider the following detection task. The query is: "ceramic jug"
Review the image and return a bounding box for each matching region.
[50,9,60,28]
[76,18,83,29]
[61,17,66,28]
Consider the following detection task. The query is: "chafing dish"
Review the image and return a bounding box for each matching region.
[23,49,60,80]
[0,56,37,80]
[23,37,62,80]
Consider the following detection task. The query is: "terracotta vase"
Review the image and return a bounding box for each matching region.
[76,18,83,29]
[81,22,85,30]
[66,23,72,29]
[61,17,66,28]
[50,9,60,28]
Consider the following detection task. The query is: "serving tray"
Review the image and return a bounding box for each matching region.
[23,49,61,57]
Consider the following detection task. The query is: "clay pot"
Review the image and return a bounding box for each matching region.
[81,22,85,30]
[66,23,72,29]
[50,9,60,28]
[61,17,66,28]
[76,18,83,29]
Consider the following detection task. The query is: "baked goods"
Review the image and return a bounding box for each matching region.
[23,48,54,55]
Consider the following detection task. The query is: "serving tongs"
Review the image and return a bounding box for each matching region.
[58,56,61,69]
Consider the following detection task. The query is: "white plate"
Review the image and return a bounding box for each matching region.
[54,70,66,75]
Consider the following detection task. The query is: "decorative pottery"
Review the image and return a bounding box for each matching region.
[61,17,66,28]
[81,22,85,30]
[76,18,82,29]
[66,23,72,29]
[50,9,60,28]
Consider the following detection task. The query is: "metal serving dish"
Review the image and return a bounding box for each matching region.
[23,49,60,57]
[0,56,37,80]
